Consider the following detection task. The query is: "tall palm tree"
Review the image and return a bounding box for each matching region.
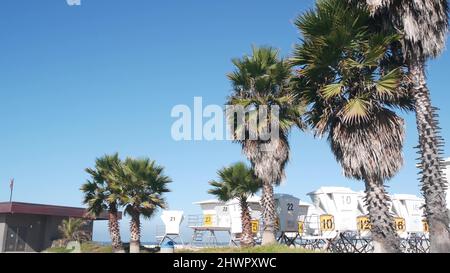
[81,153,125,253]
[58,218,91,244]
[352,0,450,253]
[208,162,262,247]
[110,157,171,253]
[227,46,304,245]
[292,0,414,252]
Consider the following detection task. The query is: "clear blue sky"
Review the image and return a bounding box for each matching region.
[1,0,449,243]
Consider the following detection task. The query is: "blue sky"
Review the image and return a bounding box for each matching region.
[0,0,449,243]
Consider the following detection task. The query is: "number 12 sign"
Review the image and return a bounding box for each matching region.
[357,216,371,231]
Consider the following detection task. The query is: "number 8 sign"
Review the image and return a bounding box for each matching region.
[251,220,259,234]
[298,221,304,234]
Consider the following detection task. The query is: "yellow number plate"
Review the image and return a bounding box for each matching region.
[298,221,304,234]
[251,220,259,234]
[423,220,429,233]
[357,216,371,231]
[394,217,406,232]
[204,214,213,227]
[320,215,335,231]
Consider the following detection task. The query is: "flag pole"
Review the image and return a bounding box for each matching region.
[9,178,14,203]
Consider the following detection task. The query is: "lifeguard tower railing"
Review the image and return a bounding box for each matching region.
[295,214,429,253]
[188,214,263,247]
[292,214,373,253]
[187,214,231,247]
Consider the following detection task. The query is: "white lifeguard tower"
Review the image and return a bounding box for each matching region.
[391,194,425,234]
[390,194,431,253]
[302,187,373,252]
[308,187,360,235]
[159,210,184,245]
[189,196,263,246]
[188,199,229,246]
[226,195,262,245]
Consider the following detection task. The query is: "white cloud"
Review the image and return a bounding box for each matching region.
[66,0,81,6]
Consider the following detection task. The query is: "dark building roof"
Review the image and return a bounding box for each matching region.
[0,202,121,220]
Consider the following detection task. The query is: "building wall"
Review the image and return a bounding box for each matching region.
[4,214,46,252]
[1,214,95,252]
[0,215,6,252]
[42,215,66,249]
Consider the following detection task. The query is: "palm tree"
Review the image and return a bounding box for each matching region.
[352,0,450,252]
[81,153,125,253]
[111,157,171,253]
[227,46,304,245]
[58,218,91,244]
[292,0,414,252]
[208,162,262,247]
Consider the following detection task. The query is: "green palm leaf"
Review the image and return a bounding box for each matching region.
[341,97,370,124]
[321,82,344,99]
[208,162,262,202]
[375,68,401,96]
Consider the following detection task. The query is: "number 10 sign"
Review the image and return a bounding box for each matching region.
[320,215,335,231]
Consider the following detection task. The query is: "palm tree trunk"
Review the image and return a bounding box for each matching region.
[410,60,450,253]
[261,180,277,245]
[108,204,124,253]
[364,176,401,253]
[239,198,255,247]
[129,210,141,253]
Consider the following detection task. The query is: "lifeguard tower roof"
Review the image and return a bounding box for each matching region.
[307,186,355,196]
[275,193,296,199]
[299,200,312,207]
[193,199,224,205]
[391,194,423,201]
[194,195,261,205]
[246,195,260,203]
